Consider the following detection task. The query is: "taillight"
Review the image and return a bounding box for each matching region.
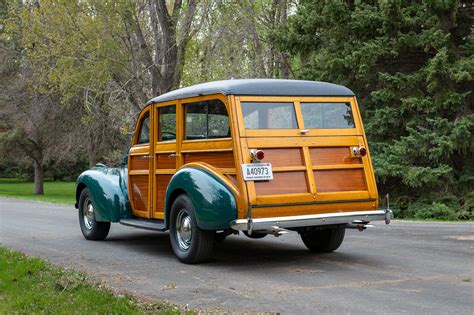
[352,146,367,157]
[250,149,265,162]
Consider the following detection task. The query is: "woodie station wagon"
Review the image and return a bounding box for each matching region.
[75,79,392,263]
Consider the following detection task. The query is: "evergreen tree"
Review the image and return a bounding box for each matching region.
[273,0,473,218]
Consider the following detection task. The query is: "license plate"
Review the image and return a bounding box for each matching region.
[242,163,273,181]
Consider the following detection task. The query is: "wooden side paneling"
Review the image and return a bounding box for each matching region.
[314,169,366,192]
[155,174,172,213]
[255,171,308,195]
[226,174,238,186]
[253,148,304,167]
[130,175,148,211]
[183,151,235,168]
[310,147,361,165]
[130,156,149,170]
[156,154,176,169]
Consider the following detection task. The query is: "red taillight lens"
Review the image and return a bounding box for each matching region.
[359,147,367,156]
[255,150,265,160]
[251,149,265,161]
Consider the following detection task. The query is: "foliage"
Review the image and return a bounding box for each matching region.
[272,0,474,217]
[0,178,76,204]
[182,0,292,85]
[0,246,186,314]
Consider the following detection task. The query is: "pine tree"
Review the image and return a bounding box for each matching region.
[272,0,473,218]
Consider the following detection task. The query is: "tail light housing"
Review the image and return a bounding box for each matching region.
[250,149,265,162]
[352,146,367,157]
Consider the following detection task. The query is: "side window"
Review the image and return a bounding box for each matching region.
[137,112,150,144]
[185,100,230,140]
[158,105,176,142]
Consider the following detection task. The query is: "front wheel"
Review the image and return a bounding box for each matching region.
[169,194,215,264]
[78,188,110,240]
[299,225,345,253]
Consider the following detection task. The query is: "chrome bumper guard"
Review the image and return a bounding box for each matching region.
[230,195,393,232]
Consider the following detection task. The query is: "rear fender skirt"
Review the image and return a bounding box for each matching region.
[165,164,238,230]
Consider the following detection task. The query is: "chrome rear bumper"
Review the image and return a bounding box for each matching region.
[230,208,392,232]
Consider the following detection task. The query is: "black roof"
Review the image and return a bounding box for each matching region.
[146,79,354,105]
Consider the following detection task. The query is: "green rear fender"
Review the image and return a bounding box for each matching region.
[75,166,132,222]
[165,167,238,230]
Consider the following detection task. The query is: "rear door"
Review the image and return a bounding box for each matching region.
[235,96,377,217]
[128,107,153,218]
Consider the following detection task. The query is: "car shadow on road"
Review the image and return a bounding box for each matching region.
[105,230,383,269]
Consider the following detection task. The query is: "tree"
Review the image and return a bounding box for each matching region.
[273,0,474,216]
[0,66,82,194]
[9,0,204,167]
[181,0,293,85]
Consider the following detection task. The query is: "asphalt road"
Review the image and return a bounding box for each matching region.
[1,198,473,314]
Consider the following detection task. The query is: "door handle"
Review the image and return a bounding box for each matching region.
[168,153,178,158]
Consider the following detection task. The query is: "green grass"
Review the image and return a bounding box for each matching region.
[0,178,75,204]
[0,246,186,314]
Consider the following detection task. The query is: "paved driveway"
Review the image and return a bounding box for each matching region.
[1,198,473,314]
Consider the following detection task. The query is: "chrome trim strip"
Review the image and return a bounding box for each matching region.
[230,210,390,231]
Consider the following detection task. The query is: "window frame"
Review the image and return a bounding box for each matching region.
[241,101,298,130]
[157,104,177,143]
[235,96,362,137]
[300,102,355,129]
[182,98,231,142]
[133,109,151,146]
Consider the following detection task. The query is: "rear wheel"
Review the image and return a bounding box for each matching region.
[78,188,110,240]
[169,194,215,264]
[299,225,345,253]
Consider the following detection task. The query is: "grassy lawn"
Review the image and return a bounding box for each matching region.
[0,178,75,204]
[0,246,185,314]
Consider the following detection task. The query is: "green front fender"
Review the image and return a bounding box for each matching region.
[75,166,132,222]
[164,167,238,230]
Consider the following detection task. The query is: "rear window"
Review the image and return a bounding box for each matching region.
[301,102,354,129]
[241,102,297,129]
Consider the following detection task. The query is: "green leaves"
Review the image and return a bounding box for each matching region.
[274,0,473,218]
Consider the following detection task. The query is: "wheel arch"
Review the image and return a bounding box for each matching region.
[164,164,238,230]
[75,182,87,209]
[75,167,132,222]
[165,188,187,229]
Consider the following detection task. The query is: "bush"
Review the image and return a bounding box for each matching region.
[414,202,461,220]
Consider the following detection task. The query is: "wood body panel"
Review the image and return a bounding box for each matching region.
[183,151,235,168]
[254,148,304,167]
[255,171,308,195]
[156,154,176,169]
[130,175,149,212]
[310,147,361,165]
[252,201,376,218]
[154,174,172,218]
[314,169,367,192]
[130,156,150,170]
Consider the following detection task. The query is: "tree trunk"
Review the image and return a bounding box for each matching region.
[33,159,44,195]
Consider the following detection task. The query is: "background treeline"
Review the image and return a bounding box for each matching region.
[0,0,472,219]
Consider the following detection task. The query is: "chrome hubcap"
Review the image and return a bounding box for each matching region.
[176,209,192,250]
[83,198,95,230]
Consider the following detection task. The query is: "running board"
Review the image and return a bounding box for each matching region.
[119,219,166,232]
